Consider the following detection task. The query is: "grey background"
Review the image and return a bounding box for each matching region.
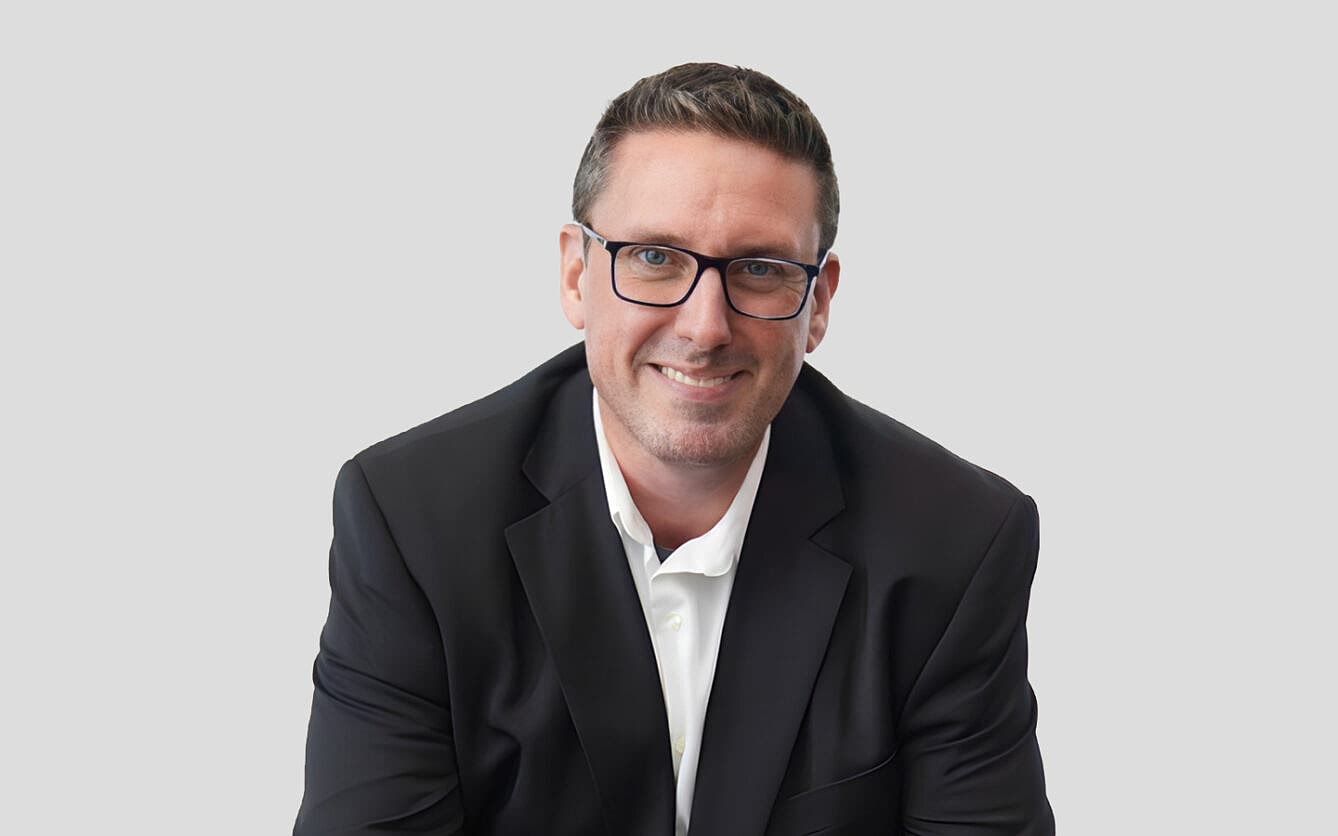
[2,2,1333,833]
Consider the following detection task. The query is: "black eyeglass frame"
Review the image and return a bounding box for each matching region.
[577,222,829,321]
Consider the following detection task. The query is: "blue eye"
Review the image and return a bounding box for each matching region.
[743,261,774,276]
[639,249,669,266]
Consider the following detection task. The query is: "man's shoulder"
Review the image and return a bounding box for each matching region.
[795,365,1033,598]
[350,343,588,486]
[796,363,1027,521]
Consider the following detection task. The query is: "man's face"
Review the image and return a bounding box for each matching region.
[559,129,839,469]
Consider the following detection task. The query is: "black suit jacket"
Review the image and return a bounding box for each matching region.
[295,343,1054,835]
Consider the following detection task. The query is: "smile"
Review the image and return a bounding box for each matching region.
[655,364,735,388]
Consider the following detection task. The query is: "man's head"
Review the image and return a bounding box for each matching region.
[571,62,839,255]
[559,63,841,471]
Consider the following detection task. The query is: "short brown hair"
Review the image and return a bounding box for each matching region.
[572,62,839,253]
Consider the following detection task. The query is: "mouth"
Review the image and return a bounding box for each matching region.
[654,364,738,389]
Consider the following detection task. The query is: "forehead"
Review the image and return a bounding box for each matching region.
[593,129,821,258]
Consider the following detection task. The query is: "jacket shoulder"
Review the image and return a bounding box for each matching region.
[343,344,587,523]
[352,344,586,469]
[796,364,1037,637]
[797,364,1028,539]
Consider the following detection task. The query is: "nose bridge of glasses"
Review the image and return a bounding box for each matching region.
[693,252,732,280]
[684,255,732,308]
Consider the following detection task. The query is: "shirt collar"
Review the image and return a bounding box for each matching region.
[592,389,770,578]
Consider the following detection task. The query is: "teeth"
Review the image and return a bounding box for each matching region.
[658,365,730,388]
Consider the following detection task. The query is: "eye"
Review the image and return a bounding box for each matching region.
[637,248,670,266]
[743,261,776,276]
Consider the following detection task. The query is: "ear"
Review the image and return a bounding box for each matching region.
[806,251,840,352]
[558,224,587,330]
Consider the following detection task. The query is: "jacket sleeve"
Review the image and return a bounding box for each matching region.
[898,494,1055,835]
[294,459,465,835]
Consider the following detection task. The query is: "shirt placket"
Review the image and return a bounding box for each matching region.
[647,555,695,777]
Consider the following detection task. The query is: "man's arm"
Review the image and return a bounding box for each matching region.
[899,493,1055,835]
[294,459,464,835]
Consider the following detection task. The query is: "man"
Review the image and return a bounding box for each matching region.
[295,63,1054,835]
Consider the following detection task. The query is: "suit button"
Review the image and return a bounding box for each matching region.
[666,613,683,631]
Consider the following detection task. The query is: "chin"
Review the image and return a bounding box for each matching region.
[633,420,764,468]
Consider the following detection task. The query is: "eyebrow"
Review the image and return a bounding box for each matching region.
[618,228,808,262]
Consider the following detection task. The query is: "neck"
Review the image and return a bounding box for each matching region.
[600,414,758,551]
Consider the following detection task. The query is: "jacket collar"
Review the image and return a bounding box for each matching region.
[506,349,849,836]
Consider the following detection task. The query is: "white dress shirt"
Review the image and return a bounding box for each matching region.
[592,391,771,836]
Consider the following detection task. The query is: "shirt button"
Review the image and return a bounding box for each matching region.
[673,735,686,755]
[666,613,683,631]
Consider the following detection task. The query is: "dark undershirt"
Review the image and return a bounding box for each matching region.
[654,544,674,564]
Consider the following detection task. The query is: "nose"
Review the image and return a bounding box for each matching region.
[673,267,734,349]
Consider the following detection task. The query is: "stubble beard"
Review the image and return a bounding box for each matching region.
[604,369,795,468]
[620,399,764,467]
[593,341,801,468]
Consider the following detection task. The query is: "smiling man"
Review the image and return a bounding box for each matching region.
[295,63,1054,835]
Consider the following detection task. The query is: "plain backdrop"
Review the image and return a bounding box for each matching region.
[2,2,1334,833]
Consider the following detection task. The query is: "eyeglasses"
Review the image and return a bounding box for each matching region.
[577,223,828,320]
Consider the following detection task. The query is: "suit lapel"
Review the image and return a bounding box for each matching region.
[505,370,676,836]
[687,381,850,836]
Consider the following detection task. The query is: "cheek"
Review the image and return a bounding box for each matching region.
[755,323,809,374]
[589,307,665,361]
[583,315,641,384]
